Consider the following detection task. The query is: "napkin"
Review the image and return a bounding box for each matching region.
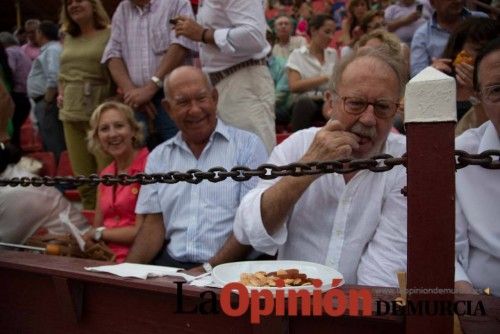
[60,208,86,251]
[85,263,193,280]
[189,274,223,288]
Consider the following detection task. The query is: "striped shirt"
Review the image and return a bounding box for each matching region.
[101,0,198,87]
[135,120,268,263]
[5,45,32,94]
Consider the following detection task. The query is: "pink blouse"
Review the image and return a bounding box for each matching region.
[98,148,149,262]
[295,18,309,38]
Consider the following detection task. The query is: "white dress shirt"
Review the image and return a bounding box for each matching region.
[0,164,88,244]
[233,128,408,286]
[455,121,500,296]
[135,120,268,263]
[286,46,338,98]
[196,0,271,72]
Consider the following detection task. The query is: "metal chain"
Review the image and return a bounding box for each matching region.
[455,150,500,170]
[1,150,498,188]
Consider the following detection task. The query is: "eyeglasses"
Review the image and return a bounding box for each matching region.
[332,92,399,119]
[479,84,500,104]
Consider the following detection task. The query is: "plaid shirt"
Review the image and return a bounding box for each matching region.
[102,0,198,87]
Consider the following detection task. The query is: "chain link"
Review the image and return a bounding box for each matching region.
[1,150,498,188]
[455,150,500,170]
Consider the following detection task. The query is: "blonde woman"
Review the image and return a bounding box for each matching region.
[84,101,148,263]
[58,0,113,209]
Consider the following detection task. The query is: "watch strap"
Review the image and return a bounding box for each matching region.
[93,226,106,242]
[151,76,163,88]
[202,262,213,273]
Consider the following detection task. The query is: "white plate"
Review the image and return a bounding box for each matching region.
[212,260,344,296]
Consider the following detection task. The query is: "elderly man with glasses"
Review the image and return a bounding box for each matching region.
[233,46,409,287]
[455,37,500,296]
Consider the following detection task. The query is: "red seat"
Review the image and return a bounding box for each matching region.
[20,118,43,152]
[64,189,81,202]
[27,151,57,177]
[56,151,82,201]
[81,209,95,226]
[57,150,74,176]
[276,132,291,145]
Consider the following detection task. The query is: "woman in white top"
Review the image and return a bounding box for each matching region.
[286,14,338,131]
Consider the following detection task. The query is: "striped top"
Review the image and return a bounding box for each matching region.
[135,120,268,263]
[101,0,198,87]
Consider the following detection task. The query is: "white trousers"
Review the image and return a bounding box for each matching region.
[215,65,276,153]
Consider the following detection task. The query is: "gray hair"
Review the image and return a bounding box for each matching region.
[329,45,408,97]
[0,32,19,47]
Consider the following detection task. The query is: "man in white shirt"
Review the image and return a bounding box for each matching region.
[172,0,276,153]
[455,38,500,296]
[233,46,408,287]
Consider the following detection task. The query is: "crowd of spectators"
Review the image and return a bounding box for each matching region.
[0,0,499,294]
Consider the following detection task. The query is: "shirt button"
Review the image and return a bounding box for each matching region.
[336,230,343,236]
[114,215,120,221]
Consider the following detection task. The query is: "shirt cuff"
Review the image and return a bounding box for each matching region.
[454,260,471,283]
[101,49,121,65]
[213,28,235,54]
[233,188,288,255]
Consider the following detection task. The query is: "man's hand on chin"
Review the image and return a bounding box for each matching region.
[301,119,360,163]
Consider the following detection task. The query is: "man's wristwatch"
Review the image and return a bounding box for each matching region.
[150,76,163,89]
[93,227,106,242]
[202,262,213,273]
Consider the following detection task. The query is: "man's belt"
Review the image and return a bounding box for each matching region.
[208,58,267,86]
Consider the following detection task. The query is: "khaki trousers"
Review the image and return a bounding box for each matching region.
[215,65,276,153]
[63,121,111,210]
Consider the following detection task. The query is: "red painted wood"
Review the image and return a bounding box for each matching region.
[0,251,403,333]
[1,249,498,333]
[405,122,456,334]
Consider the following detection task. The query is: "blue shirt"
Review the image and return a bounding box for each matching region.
[410,8,487,77]
[26,41,61,98]
[135,119,268,263]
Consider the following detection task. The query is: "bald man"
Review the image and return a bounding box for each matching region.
[127,66,268,272]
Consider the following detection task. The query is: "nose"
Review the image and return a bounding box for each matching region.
[358,104,377,126]
[187,100,203,115]
[107,125,119,138]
